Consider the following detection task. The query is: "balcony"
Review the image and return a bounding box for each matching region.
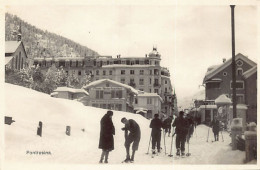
[153,83,160,87]
[128,82,136,88]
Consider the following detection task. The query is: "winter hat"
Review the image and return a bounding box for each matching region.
[107,110,113,116]
[179,111,184,116]
[121,117,127,123]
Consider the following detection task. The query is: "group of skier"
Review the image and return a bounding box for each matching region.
[98,109,221,163]
[150,111,195,157]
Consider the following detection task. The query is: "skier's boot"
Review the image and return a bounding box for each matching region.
[123,156,131,163]
[176,148,180,156]
[181,151,185,157]
[157,146,161,153]
[130,150,135,163]
[152,149,156,155]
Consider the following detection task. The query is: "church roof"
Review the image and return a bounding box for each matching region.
[5,41,22,54]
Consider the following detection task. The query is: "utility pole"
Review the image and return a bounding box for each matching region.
[230,5,237,118]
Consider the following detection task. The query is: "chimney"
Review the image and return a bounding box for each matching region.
[223,58,226,63]
[17,22,22,41]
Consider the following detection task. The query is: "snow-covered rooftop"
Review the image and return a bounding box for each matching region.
[54,87,89,95]
[243,65,257,79]
[5,41,21,54]
[137,92,163,102]
[83,79,138,94]
[5,56,14,65]
[215,94,232,104]
[102,64,156,68]
[203,53,257,83]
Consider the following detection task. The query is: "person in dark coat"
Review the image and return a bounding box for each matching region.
[121,117,141,162]
[211,116,220,141]
[98,110,115,163]
[163,116,173,137]
[186,113,194,143]
[172,111,189,156]
[150,114,163,154]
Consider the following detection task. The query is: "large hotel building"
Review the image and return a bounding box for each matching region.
[33,47,176,116]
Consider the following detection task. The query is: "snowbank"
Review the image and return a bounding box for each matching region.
[4,83,257,168]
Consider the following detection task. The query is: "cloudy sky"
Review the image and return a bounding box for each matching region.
[4,1,258,107]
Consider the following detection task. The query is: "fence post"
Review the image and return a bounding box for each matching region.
[66,126,71,136]
[37,121,42,137]
[5,116,15,125]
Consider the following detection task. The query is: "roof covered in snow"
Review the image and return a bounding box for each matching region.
[5,56,14,65]
[5,41,21,54]
[83,79,138,94]
[243,65,257,79]
[215,94,232,104]
[203,53,257,83]
[137,92,163,102]
[230,104,248,110]
[102,64,157,68]
[54,87,89,95]
[199,105,217,109]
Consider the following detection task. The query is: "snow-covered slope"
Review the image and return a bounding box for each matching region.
[4,83,255,168]
[178,90,205,109]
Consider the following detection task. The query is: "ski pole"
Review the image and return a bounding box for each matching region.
[168,133,175,157]
[221,130,224,142]
[163,130,166,155]
[195,126,197,138]
[186,139,191,156]
[146,131,152,154]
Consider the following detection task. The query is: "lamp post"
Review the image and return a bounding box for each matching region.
[230,5,237,118]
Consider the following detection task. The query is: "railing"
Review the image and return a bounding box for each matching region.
[153,83,160,87]
[128,83,136,88]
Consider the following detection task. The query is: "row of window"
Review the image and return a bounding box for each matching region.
[95,69,160,76]
[34,58,160,68]
[120,78,159,86]
[95,90,123,99]
[222,68,244,77]
[207,81,245,89]
[92,103,123,111]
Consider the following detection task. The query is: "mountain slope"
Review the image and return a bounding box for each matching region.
[5,13,99,61]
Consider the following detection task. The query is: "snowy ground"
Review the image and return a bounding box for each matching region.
[3,83,258,169]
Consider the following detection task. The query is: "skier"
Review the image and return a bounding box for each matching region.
[163,115,173,137]
[121,117,141,163]
[211,116,220,141]
[186,113,194,143]
[98,110,115,163]
[150,114,163,154]
[172,111,189,156]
